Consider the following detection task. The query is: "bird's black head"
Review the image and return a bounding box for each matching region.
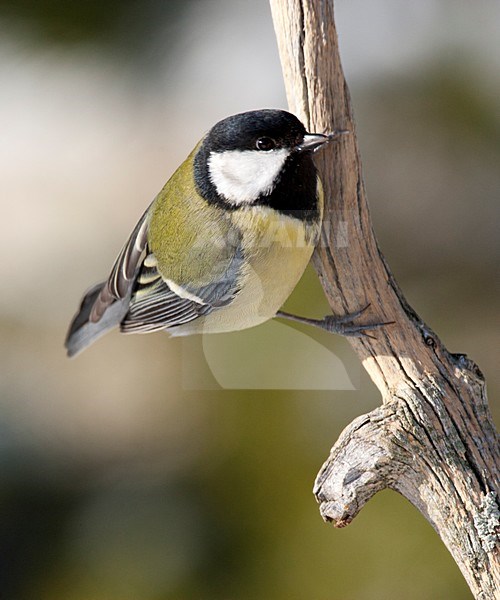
[205,109,307,153]
[194,109,330,220]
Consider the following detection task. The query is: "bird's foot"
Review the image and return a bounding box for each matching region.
[276,304,394,339]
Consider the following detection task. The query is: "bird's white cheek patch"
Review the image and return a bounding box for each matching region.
[208,148,289,205]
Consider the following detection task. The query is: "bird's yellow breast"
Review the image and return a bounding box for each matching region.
[230,206,319,322]
[173,191,322,336]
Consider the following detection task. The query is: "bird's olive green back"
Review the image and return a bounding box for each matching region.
[148,146,240,290]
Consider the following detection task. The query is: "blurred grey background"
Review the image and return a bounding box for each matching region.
[0,0,498,598]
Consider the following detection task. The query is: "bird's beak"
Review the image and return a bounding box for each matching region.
[296,129,350,152]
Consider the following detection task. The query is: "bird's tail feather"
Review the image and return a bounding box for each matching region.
[65,282,128,357]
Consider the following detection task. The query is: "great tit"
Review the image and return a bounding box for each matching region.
[66,109,383,357]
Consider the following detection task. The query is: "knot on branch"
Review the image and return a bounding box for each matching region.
[313,406,399,527]
[450,352,485,383]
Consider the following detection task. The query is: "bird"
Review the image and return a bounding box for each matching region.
[65,109,385,357]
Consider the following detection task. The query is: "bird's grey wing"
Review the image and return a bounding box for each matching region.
[120,242,244,334]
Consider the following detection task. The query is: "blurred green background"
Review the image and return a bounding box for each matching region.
[1,1,499,598]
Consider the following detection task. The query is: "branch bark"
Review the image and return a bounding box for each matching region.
[269,1,499,597]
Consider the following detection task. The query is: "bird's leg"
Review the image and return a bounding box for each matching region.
[275,303,394,339]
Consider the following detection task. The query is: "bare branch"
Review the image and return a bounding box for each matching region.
[270,1,500,597]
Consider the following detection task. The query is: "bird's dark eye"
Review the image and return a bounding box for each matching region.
[256,137,276,151]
